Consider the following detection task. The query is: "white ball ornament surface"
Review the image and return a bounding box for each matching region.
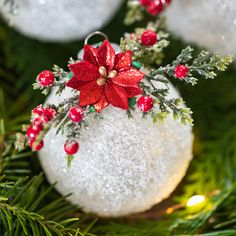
[164,0,236,56]
[0,0,123,42]
[39,85,193,217]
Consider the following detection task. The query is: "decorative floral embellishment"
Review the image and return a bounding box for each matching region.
[23,31,231,163]
[66,40,144,112]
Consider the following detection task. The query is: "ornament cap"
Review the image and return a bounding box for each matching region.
[84,31,108,46]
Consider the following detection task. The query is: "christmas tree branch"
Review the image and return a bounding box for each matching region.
[0,174,86,236]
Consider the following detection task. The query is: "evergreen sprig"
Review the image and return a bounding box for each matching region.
[124,1,144,26]
[135,48,231,125]
[121,19,169,66]
[0,90,30,181]
[0,174,85,236]
[0,90,95,236]
[170,185,235,235]
[151,46,232,86]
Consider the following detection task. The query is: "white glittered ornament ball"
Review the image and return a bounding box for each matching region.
[0,0,123,42]
[164,0,236,56]
[39,84,193,217]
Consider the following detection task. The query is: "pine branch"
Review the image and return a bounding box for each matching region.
[170,185,236,235]
[0,174,86,236]
[150,47,232,85]
[0,90,30,180]
[93,220,170,236]
[0,92,96,236]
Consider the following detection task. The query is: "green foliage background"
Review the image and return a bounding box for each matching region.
[0,3,236,235]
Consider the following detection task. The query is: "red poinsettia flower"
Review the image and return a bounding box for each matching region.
[66,40,144,112]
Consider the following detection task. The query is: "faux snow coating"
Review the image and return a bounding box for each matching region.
[0,0,123,42]
[165,0,236,56]
[39,85,193,217]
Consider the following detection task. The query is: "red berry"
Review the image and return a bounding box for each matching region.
[175,64,189,78]
[32,105,44,116]
[33,117,44,129]
[30,139,44,151]
[64,140,79,155]
[147,0,163,15]
[33,115,49,128]
[139,0,150,6]
[43,108,57,121]
[141,30,157,46]
[38,70,55,87]
[69,107,84,123]
[137,96,154,112]
[26,125,41,140]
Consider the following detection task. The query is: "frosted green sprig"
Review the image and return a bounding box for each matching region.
[151,47,233,85]
[130,46,233,124]
[121,20,169,66]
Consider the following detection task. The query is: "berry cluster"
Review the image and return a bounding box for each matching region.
[136,64,189,113]
[28,94,85,155]
[64,106,85,155]
[139,0,172,16]
[26,105,57,151]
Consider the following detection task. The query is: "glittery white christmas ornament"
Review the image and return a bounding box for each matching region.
[164,0,236,55]
[0,0,123,42]
[39,84,193,217]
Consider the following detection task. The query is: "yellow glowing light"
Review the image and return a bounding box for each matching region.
[166,207,174,214]
[186,195,206,207]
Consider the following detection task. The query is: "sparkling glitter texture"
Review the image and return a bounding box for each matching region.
[164,0,236,56]
[39,84,193,217]
[0,0,123,42]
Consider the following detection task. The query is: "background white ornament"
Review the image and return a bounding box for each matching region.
[39,84,193,217]
[164,0,236,56]
[0,0,123,42]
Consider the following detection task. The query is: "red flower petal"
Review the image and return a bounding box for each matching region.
[105,82,128,110]
[125,86,143,98]
[66,76,88,90]
[69,61,99,82]
[79,80,103,107]
[114,51,132,71]
[83,44,98,66]
[94,93,109,112]
[112,68,144,87]
[97,40,115,71]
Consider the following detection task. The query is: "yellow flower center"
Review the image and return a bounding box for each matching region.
[97,66,117,86]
